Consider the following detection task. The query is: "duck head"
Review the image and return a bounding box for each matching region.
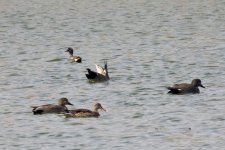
[192,79,205,88]
[94,103,106,112]
[65,47,74,56]
[58,98,73,106]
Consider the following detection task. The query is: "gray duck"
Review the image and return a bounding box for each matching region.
[31,98,73,115]
[167,79,205,94]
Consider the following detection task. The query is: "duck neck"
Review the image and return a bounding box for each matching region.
[192,82,198,87]
[58,102,65,107]
[93,108,99,112]
[69,53,73,57]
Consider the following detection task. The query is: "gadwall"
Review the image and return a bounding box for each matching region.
[86,61,109,82]
[65,47,82,63]
[31,98,73,115]
[66,103,106,118]
[167,79,205,94]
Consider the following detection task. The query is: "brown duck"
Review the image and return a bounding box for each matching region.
[66,103,106,118]
[31,98,73,115]
[167,79,205,94]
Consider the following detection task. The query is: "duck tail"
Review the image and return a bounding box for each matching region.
[32,109,43,115]
[104,60,107,70]
[104,60,110,79]
[167,87,180,94]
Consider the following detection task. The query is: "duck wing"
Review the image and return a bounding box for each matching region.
[74,56,82,63]
[167,87,181,94]
[173,83,190,89]
[31,104,52,115]
[32,104,68,114]
[69,109,92,114]
[167,83,192,94]
[31,104,52,111]
[68,109,99,118]
[95,64,105,75]
[168,83,191,90]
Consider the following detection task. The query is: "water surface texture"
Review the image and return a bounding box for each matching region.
[1,0,225,149]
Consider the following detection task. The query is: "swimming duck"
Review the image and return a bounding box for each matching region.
[167,79,205,94]
[31,98,73,115]
[66,103,106,118]
[86,61,109,82]
[65,47,82,63]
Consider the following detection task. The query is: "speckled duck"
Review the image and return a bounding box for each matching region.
[66,103,106,118]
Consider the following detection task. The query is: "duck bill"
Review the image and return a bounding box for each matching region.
[67,102,73,106]
[101,107,106,111]
[200,84,205,88]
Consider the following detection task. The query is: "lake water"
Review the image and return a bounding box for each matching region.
[1,0,225,149]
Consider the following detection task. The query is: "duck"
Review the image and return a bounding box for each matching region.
[86,60,109,82]
[167,79,205,94]
[65,103,106,118]
[65,47,82,63]
[31,98,73,115]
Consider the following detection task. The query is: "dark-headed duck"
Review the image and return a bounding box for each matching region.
[65,47,82,63]
[31,98,73,115]
[167,79,205,94]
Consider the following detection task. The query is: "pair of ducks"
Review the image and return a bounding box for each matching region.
[31,98,106,118]
[65,47,110,82]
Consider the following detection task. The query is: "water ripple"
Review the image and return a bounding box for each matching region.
[1,0,225,149]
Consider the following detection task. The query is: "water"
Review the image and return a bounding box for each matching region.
[1,0,225,149]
